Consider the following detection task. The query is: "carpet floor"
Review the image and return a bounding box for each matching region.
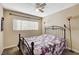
[2,47,79,55]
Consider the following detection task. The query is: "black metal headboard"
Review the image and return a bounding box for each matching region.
[45,24,66,40]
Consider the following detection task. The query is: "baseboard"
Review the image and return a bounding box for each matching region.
[67,47,79,53]
[4,44,17,49]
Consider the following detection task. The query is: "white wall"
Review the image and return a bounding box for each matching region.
[0,4,3,54]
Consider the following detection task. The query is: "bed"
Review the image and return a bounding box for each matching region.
[18,25,66,55]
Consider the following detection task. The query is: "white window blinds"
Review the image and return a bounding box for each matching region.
[13,19,38,30]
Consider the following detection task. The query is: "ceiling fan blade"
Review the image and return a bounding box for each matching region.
[36,3,46,8]
[36,3,41,8]
[39,9,44,13]
[40,3,46,7]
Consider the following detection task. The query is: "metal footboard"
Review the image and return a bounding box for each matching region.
[18,34,34,55]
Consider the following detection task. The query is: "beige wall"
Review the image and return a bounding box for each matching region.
[3,10,42,49]
[0,4,3,54]
[43,4,79,52]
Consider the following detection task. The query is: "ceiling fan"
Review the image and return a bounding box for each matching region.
[35,3,46,13]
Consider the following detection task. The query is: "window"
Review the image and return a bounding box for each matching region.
[13,19,38,30]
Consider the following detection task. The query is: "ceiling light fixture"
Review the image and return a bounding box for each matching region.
[35,3,46,13]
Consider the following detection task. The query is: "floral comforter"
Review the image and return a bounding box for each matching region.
[24,34,66,55]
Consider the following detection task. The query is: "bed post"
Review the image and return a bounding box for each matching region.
[64,24,66,40]
[31,42,34,55]
[19,34,21,41]
[64,24,67,49]
[18,34,21,51]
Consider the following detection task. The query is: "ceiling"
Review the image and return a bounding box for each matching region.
[1,3,78,17]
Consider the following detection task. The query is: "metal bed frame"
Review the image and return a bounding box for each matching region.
[18,24,66,55]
